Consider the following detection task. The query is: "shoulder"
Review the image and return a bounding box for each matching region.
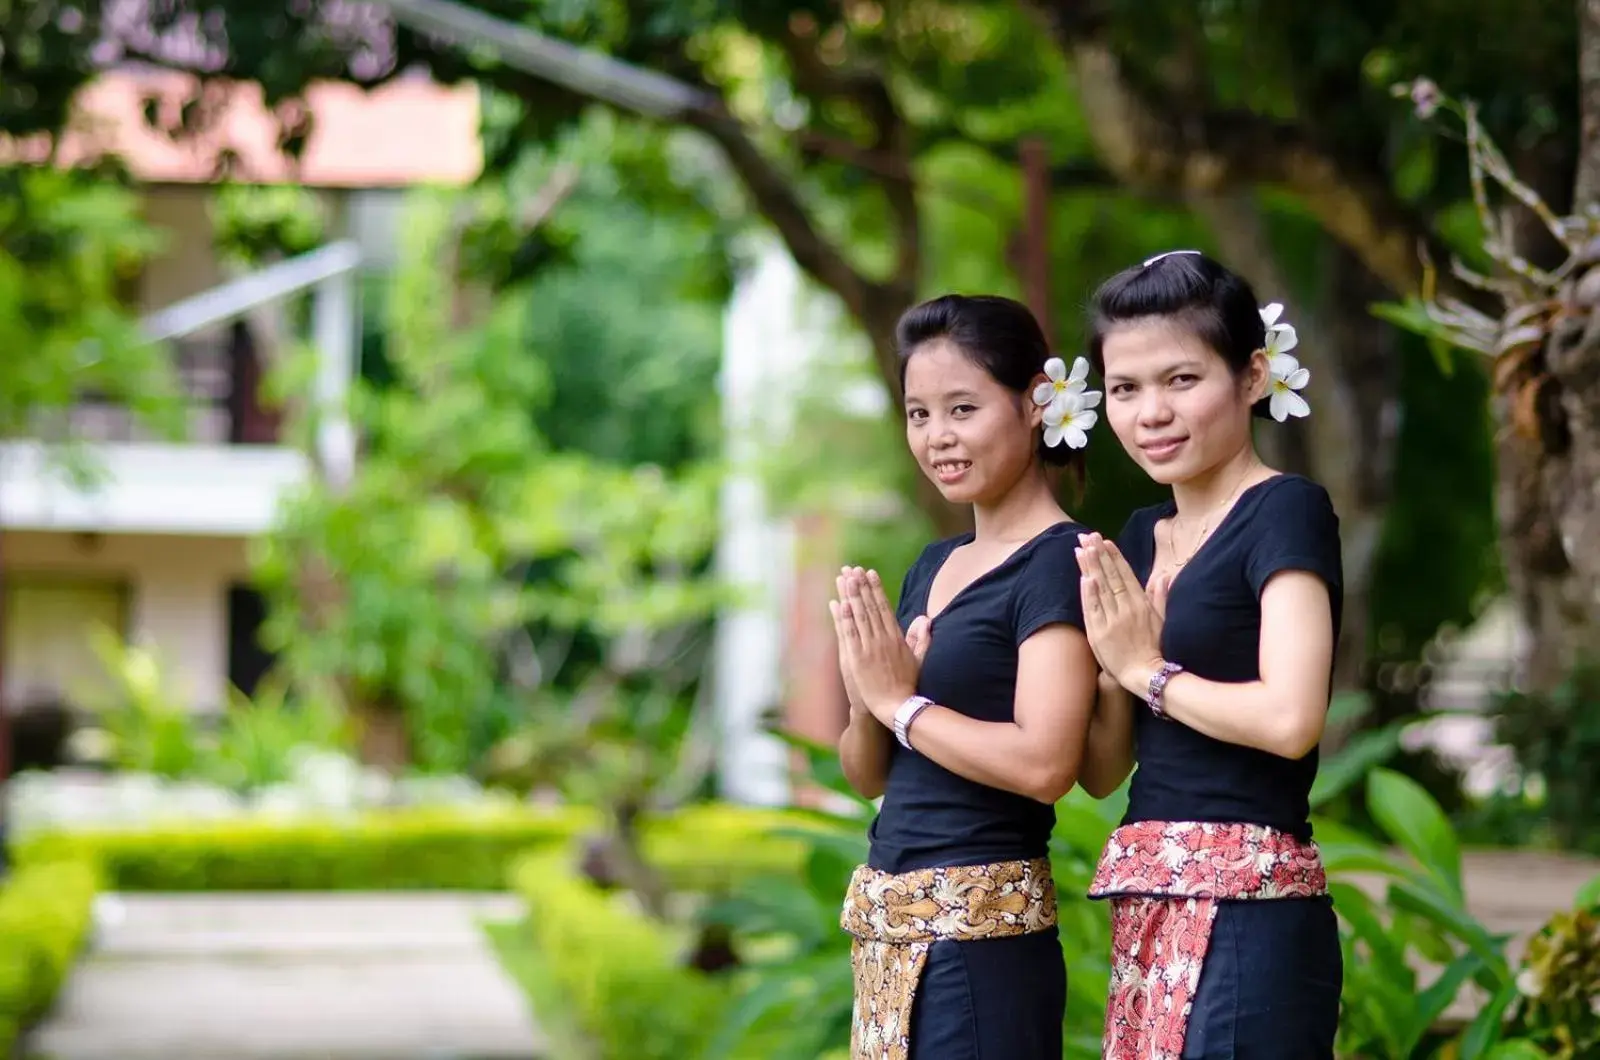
[1018,520,1086,571]
[1010,521,1088,638]
[1239,475,1342,591]
[898,532,967,596]
[909,533,969,576]
[1115,501,1172,552]
[1252,473,1336,514]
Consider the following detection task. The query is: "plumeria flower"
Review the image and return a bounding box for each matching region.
[1032,355,1091,409]
[1266,354,1311,421]
[1259,302,1298,357]
[1043,390,1098,449]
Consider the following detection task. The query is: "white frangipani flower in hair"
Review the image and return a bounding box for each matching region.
[1259,302,1299,357]
[1043,391,1099,450]
[1032,356,1090,410]
[1266,354,1311,422]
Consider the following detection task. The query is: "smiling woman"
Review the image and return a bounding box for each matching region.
[828,294,1102,1060]
[1073,252,1344,1060]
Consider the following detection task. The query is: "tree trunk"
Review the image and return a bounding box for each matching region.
[1492,1,1600,692]
[1502,265,1600,691]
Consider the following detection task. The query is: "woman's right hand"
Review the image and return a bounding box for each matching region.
[839,570,930,723]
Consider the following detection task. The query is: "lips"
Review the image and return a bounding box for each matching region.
[1139,437,1187,462]
[932,459,972,483]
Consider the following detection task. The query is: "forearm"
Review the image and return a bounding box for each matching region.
[1121,665,1324,760]
[839,710,893,799]
[1078,672,1136,798]
[903,706,1080,805]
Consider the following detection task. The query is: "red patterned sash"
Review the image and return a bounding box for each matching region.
[1087,821,1328,1060]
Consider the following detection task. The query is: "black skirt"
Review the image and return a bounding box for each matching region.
[907,926,1066,1060]
[1181,897,1343,1058]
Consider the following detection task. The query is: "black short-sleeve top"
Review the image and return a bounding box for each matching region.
[1117,474,1343,840]
[866,521,1088,874]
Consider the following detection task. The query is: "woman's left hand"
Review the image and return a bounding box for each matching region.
[1077,533,1166,696]
[835,567,921,724]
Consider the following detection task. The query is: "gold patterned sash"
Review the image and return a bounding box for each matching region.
[839,856,1057,1060]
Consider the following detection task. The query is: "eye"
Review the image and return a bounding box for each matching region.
[1110,383,1136,397]
[951,404,977,417]
[906,407,928,423]
[1169,374,1199,388]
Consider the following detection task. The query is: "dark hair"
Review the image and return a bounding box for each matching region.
[895,294,1083,471]
[1087,251,1274,419]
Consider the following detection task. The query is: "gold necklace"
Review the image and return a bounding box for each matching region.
[1167,462,1258,568]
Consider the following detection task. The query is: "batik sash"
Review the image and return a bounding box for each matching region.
[1088,820,1328,1060]
[840,855,1056,1060]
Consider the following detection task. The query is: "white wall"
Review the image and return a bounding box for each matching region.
[4,531,251,714]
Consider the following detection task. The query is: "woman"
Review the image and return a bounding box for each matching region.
[1073,250,1343,1059]
[829,293,1101,1060]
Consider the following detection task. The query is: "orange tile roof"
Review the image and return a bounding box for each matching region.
[2,67,482,188]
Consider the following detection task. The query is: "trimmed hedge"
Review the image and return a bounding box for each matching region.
[0,860,102,1057]
[7,803,811,894]
[10,806,593,891]
[510,853,736,1060]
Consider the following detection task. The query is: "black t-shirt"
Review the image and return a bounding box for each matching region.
[1117,474,1343,840]
[867,521,1088,874]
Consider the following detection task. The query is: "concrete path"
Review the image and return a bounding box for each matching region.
[22,893,544,1060]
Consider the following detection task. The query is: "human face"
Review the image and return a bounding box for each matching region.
[1099,318,1267,485]
[902,339,1040,506]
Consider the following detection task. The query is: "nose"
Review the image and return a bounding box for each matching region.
[1136,389,1174,429]
[925,414,958,448]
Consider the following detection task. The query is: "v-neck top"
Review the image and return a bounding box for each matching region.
[867,520,1088,874]
[1117,474,1343,840]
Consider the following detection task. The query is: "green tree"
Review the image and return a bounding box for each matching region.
[255,190,727,893]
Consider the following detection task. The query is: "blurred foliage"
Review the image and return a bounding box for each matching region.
[0,166,183,447]
[1462,660,1600,855]
[208,182,329,270]
[1506,904,1600,1058]
[255,186,727,812]
[0,858,101,1056]
[71,626,355,792]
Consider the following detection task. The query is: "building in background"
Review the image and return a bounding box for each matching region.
[0,69,481,766]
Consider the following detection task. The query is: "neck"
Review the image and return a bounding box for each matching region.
[1172,444,1261,517]
[972,465,1066,542]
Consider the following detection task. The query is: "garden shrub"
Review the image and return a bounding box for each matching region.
[510,853,736,1060]
[0,859,102,1057]
[9,806,594,891]
[6,802,811,893]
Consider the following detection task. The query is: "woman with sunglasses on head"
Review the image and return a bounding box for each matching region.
[829,293,1103,1059]
[1072,251,1343,1059]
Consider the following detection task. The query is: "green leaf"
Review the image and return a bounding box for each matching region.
[1367,768,1464,898]
[1576,871,1600,911]
[1403,950,1484,1055]
[1458,975,1523,1060]
[1480,1040,1549,1060]
[1310,720,1407,808]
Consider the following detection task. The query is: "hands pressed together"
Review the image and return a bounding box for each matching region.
[1074,533,1168,697]
[828,535,1169,728]
[829,567,929,726]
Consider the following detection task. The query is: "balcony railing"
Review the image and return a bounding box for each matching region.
[23,241,359,486]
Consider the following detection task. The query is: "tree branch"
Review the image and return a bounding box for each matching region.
[373,0,888,341]
[1032,5,1431,298]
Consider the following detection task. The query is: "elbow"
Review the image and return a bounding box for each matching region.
[1266,709,1325,760]
[1022,762,1079,805]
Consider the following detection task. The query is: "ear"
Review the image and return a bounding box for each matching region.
[1245,349,1272,406]
[1026,374,1048,429]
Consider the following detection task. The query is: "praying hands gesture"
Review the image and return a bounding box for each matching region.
[830,567,928,724]
[1076,532,1168,695]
